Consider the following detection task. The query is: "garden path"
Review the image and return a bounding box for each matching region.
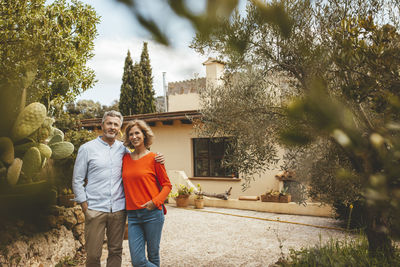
[90,205,352,266]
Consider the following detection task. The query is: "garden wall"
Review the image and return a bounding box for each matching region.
[0,206,85,266]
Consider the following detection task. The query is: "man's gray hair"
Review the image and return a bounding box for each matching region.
[102,110,123,126]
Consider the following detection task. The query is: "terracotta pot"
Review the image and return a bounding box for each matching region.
[175,195,190,207]
[194,198,204,209]
[58,194,76,207]
[279,195,292,203]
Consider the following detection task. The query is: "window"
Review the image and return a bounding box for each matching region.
[193,138,237,178]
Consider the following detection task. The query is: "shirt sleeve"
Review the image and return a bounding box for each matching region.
[152,161,172,208]
[72,145,88,203]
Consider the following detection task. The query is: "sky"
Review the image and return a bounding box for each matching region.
[73,0,214,106]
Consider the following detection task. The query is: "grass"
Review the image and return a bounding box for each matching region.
[276,235,400,267]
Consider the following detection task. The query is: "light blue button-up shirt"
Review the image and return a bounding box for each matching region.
[72,136,129,212]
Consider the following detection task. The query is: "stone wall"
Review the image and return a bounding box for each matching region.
[168,77,206,95]
[0,205,85,266]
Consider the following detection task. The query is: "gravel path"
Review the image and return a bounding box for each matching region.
[98,205,353,267]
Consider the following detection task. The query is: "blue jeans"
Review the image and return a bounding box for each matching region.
[127,208,164,267]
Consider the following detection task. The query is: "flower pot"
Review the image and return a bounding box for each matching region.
[194,198,204,209]
[175,195,190,207]
[58,194,76,207]
[279,195,292,203]
[261,194,279,202]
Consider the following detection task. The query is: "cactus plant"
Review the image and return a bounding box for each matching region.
[2,101,74,188]
[41,157,47,168]
[11,102,47,142]
[37,143,52,159]
[52,128,64,139]
[42,117,55,128]
[38,117,55,142]
[48,134,63,145]
[0,159,6,178]
[22,147,42,178]
[0,137,14,165]
[14,140,37,157]
[50,141,74,159]
[37,125,51,142]
[7,158,23,186]
[0,166,6,178]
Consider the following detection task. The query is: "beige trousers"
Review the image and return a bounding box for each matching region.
[84,209,127,267]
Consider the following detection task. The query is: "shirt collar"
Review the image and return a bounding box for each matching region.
[97,136,116,147]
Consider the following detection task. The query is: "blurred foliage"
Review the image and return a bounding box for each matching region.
[115,0,291,46]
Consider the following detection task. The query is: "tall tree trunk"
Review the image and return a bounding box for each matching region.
[365,208,393,259]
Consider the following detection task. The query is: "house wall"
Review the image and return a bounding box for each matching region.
[149,120,282,199]
[168,93,200,112]
[167,77,206,112]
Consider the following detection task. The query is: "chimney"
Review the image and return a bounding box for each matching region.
[162,72,168,112]
[202,57,224,89]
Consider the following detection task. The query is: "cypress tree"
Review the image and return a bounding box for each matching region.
[139,42,156,113]
[131,63,145,114]
[119,50,134,115]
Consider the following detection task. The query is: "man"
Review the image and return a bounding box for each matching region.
[73,110,164,267]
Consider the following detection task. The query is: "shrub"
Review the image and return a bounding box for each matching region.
[333,200,368,230]
[52,129,97,192]
[276,236,400,267]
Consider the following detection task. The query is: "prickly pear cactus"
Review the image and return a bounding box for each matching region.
[52,128,64,139]
[0,137,14,165]
[0,166,6,178]
[11,102,47,142]
[37,143,52,159]
[50,141,74,160]
[42,117,55,129]
[0,160,6,178]
[14,141,36,157]
[48,134,63,145]
[7,158,23,186]
[36,125,51,142]
[22,147,42,178]
[2,101,75,188]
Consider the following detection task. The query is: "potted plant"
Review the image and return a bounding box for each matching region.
[261,190,280,202]
[171,184,193,208]
[194,183,204,209]
[279,187,292,203]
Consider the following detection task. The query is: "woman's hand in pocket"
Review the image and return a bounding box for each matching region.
[141,200,156,210]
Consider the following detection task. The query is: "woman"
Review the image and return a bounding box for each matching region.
[122,120,172,267]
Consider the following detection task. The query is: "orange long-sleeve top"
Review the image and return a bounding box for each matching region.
[122,152,172,210]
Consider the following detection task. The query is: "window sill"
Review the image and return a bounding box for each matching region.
[189,177,241,182]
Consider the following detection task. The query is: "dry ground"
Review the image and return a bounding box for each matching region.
[86,205,354,267]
